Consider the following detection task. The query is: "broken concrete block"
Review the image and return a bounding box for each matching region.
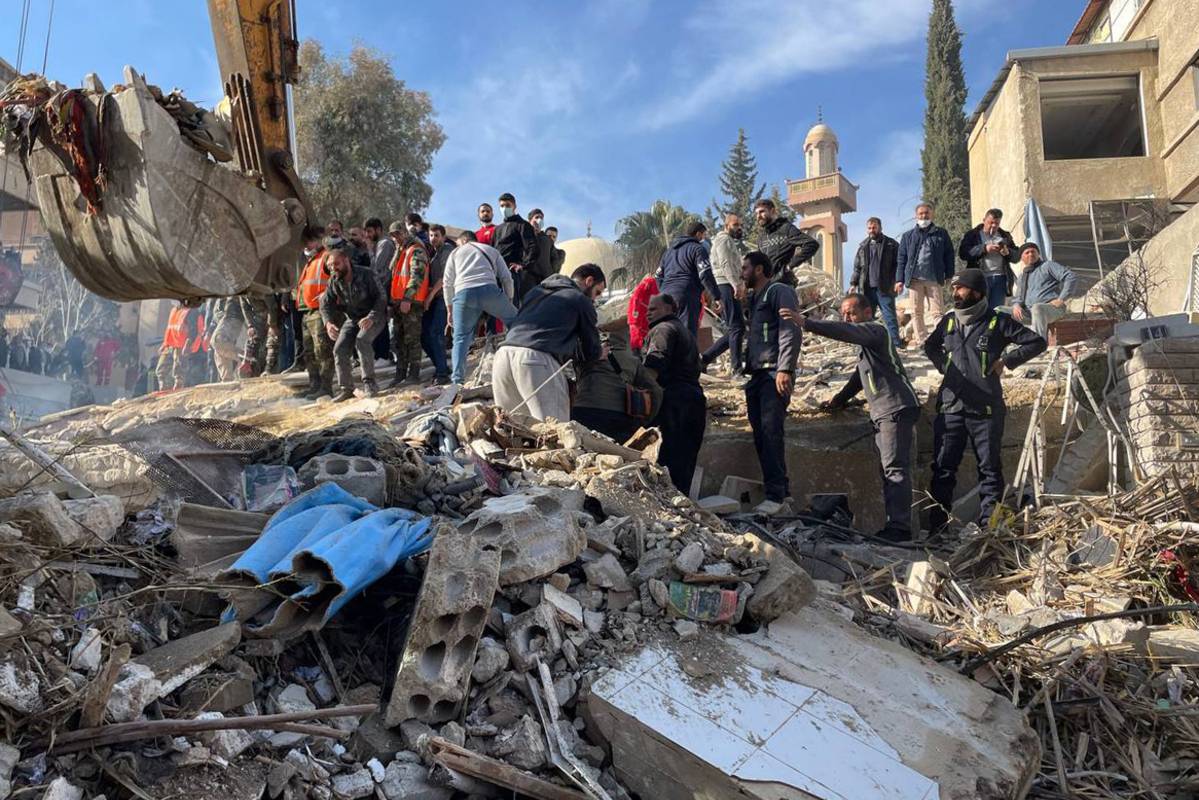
[719,474,765,508]
[196,711,255,759]
[629,548,674,586]
[674,542,705,574]
[385,531,500,727]
[69,627,103,674]
[542,584,584,628]
[896,561,940,618]
[674,620,699,641]
[298,454,387,506]
[746,552,815,624]
[697,495,741,515]
[584,552,630,591]
[0,491,84,547]
[471,638,509,684]
[0,742,16,799]
[506,603,564,672]
[42,777,84,800]
[275,683,316,715]
[1148,627,1199,661]
[458,487,585,585]
[1084,619,1149,649]
[331,767,375,799]
[180,656,256,713]
[349,712,406,763]
[491,715,549,771]
[106,622,242,722]
[63,494,126,543]
[381,760,452,800]
[0,657,41,713]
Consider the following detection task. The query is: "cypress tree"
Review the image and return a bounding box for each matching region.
[921,0,970,246]
[708,128,766,234]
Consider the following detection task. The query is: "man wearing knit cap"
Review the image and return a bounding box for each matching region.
[1011,241,1078,339]
[923,268,1046,533]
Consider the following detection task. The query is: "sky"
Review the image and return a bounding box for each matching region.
[1,0,1085,253]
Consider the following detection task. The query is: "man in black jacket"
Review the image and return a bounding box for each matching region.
[493,192,540,302]
[740,251,801,515]
[958,208,1018,311]
[643,293,706,495]
[493,264,606,421]
[658,220,721,337]
[924,268,1046,531]
[754,198,819,286]
[528,208,555,290]
[319,241,388,401]
[546,226,566,273]
[850,217,901,343]
[785,294,921,541]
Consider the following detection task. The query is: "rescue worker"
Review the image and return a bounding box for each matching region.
[93,330,122,386]
[784,294,921,541]
[209,298,244,382]
[924,268,1047,532]
[657,220,720,338]
[740,250,801,515]
[643,293,706,495]
[156,302,205,391]
[294,226,335,399]
[754,198,819,286]
[320,240,387,402]
[388,217,431,387]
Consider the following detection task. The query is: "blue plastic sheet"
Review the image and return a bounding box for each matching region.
[220,483,436,638]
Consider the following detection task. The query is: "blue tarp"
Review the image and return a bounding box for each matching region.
[1023,197,1054,261]
[220,483,436,638]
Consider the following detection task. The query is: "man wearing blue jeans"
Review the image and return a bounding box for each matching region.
[849,217,901,343]
[443,230,517,385]
[958,208,1018,311]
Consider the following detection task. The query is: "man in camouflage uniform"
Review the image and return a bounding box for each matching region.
[295,227,335,399]
[209,297,244,381]
[388,216,430,387]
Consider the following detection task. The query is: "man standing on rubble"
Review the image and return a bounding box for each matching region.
[1011,242,1079,339]
[643,293,706,495]
[493,193,540,302]
[700,213,748,376]
[388,216,431,387]
[754,198,819,286]
[895,202,955,347]
[546,226,566,274]
[741,251,801,515]
[295,225,335,399]
[958,208,1018,311]
[443,230,517,385]
[320,239,387,401]
[925,268,1047,532]
[422,223,453,385]
[658,220,721,338]
[365,216,396,363]
[156,302,204,391]
[493,263,606,421]
[783,294,921,541]
[528,208,556,295]
[850,217,902,344]
[476,202,497,246]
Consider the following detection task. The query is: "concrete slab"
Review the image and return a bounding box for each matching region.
[458,487,586,585]
[588,606,1038,800]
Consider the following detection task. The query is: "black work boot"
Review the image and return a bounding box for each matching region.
[362,379,379,398]
[332,386,355,403]
[388,365,405,389]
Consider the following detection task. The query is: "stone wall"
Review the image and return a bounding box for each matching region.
[1116,336,1199,477]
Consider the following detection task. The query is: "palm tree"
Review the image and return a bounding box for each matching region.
[615,200,700,287]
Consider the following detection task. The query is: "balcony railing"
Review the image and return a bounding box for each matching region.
[786,172,857,211]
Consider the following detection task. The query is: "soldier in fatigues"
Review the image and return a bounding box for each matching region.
[294,227,334,398]
[209,297,243,381]
[387,217,430,387]
[239,294,270,377]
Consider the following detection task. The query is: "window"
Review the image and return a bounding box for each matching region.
[1040,75,1146,160]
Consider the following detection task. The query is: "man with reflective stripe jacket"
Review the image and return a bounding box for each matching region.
[923,268,1046,532]
[783,293,921,541]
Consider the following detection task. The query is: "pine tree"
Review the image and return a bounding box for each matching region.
[769,184,795,223]
[921,0,970,246]
[708,128,766,234]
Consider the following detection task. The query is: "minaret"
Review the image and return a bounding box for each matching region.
[785,113,858,287]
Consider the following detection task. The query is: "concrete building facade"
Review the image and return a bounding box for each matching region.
[967,0,1199,312]
[786,120,858,288]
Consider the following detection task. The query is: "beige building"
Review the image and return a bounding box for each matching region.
[967,0,1199,312]
[786,120,858,287]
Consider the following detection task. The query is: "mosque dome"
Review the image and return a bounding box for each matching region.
[557,237,623,275]
[804,122,838,149]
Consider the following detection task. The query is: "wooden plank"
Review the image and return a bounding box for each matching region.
[428,737,588,800]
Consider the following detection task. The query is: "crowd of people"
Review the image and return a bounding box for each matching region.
[0,327,122,386]
[149,193,1081,541]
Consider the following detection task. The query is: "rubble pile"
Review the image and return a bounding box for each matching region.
[841,473,1199,798]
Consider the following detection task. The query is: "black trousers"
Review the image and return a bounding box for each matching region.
[745,371,791,502]
[701,284,744,372]
[874,406,920,534]
[571,406,641,446]
[929,411,1006,530]
[656,383,706,495]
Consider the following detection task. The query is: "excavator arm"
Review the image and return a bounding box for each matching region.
[0,0,312,302]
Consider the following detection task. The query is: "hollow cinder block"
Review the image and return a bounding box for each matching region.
[457,487,585,585]
[297,454,387,505]
[385,529,501,727]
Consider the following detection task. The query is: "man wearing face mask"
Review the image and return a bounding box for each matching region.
[700,213,748,376]
[492,192,540,302]
[850,217,901,343]
[895,202,954,346]
[476,203,497,246]
[527,208,555,298]
[924,268,1046,532]
[387,215,431,386]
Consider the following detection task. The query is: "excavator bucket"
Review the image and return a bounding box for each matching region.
[23,67,296,302]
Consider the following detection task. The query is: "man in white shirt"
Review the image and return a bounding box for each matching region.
[444,229,517,384]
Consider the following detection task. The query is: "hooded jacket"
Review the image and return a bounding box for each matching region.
[808,318,919,422]
[758,217,819,277]
[643,313,703,390]
[658,235,720,302]
[492,214,539,271]
[501,274,602,362]
[627,275,659,351]
[742,280,801,374]
[850,234,899,294]
[924,307,1046,416]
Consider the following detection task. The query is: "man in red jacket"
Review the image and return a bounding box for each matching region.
[627,274,659,356]
[476,203,497,246]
